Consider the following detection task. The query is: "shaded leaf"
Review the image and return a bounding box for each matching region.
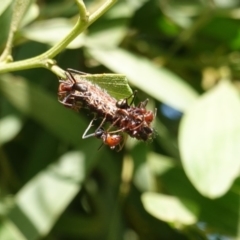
[179,80,240,198]
[0,74,86,148]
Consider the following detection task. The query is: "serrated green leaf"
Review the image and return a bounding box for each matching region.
[179,80,240,198]
[142,192,198,225]
[72,73,133,100]
[86,47,198,111]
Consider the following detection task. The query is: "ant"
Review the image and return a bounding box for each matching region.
[82,117,125,151]
[58,69,88,108]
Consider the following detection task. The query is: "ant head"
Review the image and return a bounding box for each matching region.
[65,71,88,92]
[116,99,129,109]
[95,128,104,139]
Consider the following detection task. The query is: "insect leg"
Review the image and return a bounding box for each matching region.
[67,68,88,75]
[82,117,97,139]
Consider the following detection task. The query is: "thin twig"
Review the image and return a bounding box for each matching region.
[0,0,117,77]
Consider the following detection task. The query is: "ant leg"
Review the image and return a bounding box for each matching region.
[104,117,122,133]
[82,116,107,139]
[96,116,107,130]
[58,99,73,108]
[67,68,88,75]
[138,99,149,108]
[129,90,138,106]
[154,108,157,117]
[62,92,74,104]
[116,90,138,109]
[66,71,77,83]
[82,117,97,139]
[97,142,104,151]
[131,121,144,130]
[116,135,127,152]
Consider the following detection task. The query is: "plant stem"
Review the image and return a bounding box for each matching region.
[0,0,32,63]
[0,0,117,77]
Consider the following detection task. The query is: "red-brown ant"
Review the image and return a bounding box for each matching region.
[82,117,124,151]
[58,69,155,145]
[58,71,88,109]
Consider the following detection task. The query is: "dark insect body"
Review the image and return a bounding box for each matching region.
[58,70,117,120]
[58,69,155,150]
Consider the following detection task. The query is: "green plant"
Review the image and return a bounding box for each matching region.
[1,1,240,240]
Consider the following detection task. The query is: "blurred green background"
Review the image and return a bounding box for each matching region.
[1,0,240,239]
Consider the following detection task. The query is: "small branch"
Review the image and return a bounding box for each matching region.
[0,0,32,63]
[0,0,118,76]
[88,0,117,25]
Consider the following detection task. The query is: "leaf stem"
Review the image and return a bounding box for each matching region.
[0,0,117,77]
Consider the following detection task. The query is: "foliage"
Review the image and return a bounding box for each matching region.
[1,0,240,239]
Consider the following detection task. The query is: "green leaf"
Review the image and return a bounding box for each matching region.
[0,0,13,47]
[0,219,26,240]
[179,80,240,198]
[0,73,105,178]
[161,164,240,235]
[72,73,133,100]
[8,151,85,239]
[20,3,39,28]
[0,74,98,150]
[0,115,22,146]
[22,18,84,49]
[142,192,198,225]
[0,0,12,16]
[134,152,175,192]
[86,47,198,111]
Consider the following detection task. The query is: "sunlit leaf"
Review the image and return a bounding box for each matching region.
[0,0,12,16]
[22,18,84,49]
[161,165,240,235]
[8,151,85,239]
[179,80,240,198]
[0,219,26,240]
[142,192,198,225]
[0,0,13,47]
[72,72,133,100]
[20,3,39,28]
[0,115,22,145]
[86,47,198,111]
